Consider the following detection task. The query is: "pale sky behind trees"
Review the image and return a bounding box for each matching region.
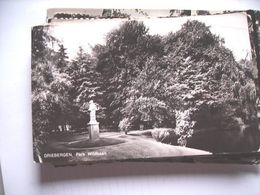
[50,13,251,61]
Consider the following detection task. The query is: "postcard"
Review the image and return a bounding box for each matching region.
[32,10,260,164]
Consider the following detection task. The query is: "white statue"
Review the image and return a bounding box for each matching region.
[88,100,100,140]
[88,100,98,123]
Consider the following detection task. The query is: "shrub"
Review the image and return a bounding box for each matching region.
[151,128,178,145]
[118,118,132,132]
[175,109,196,146]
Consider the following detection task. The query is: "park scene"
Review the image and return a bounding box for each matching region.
[32,12,260,163]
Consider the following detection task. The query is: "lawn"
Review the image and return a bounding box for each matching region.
[41,130,211,163]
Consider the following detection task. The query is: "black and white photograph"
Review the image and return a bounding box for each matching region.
[32,11,260,164]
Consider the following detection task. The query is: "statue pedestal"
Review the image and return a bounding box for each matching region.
[88,122,99,141]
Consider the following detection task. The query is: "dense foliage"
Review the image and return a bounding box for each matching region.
[32,19,259,157]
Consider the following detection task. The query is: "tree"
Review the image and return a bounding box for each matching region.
[32,26,72,161]
[32,45,72,131]
[119,56,175,131]
[67,47,105,128]
[31,26,57,67]
[161,21,259,150]
[114,20,259,150]
[95,20,164,128]
[56,44,69,71]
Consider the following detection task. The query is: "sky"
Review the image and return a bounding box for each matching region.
[49,12,252,61]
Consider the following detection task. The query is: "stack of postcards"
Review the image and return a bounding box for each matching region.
[32,9,260,165]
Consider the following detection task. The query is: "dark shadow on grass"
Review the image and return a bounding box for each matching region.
[66,137,125,149]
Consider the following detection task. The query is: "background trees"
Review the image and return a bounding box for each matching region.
[32,19,259,154]
[96,20,259,151]
[32,26,73,161]
[32,26,72,133]
[94,20,164,128]
[66,47,106,128]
